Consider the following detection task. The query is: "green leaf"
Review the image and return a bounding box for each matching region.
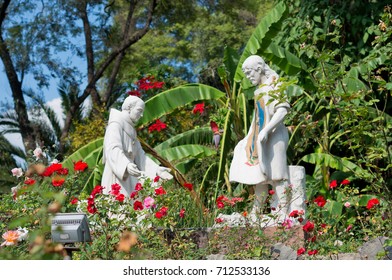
[300,153,372,179]
[216,108,233,185]
[139,84,225,126]
[325,200,343,220]
[159,144,216,162]
[234,1,288,82]
[155,127,213,151]
[223,46,240,83]
[263,43,307,75]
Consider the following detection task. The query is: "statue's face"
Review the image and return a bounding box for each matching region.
[129,102,145,123]
[243,65,263,86]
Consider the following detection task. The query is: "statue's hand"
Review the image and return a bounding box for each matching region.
[258,130,268,143]
[127,163,142,177]
[157,167,173,180]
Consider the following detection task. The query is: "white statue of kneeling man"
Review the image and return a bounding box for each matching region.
[101,95,173,196]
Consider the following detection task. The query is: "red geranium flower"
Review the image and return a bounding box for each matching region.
[130,191,138,199]
[42,163,64,177]
[183,182,193,191]
[215,217,224,223]
[268,189,275,195]
[135,183,143,191]
[154,176,160,182]
[329,180,338,189]
[70,197,78,205]
[127,90,141,97]
[303,221,315,232]
[133,201,144,211]
[110,183,121,196]
[155,211,163,219]
[341,179,350,185]
[154,186,166,196]
[155,206,168,219]
[179,208,185,218]
[192,102,205,114]
[297,247,306,256]
[24,178,36,185]
[308,249,318,256]
[314,195,327,207]
[91,185,104,197]
[366,198,379,210]
[148,119,167,132]
[289,210,299,218]
[74,160,88,172]
[57,168,69,175]
[87,204,97,214]
[52,178,65,187]
[115,194,125,203]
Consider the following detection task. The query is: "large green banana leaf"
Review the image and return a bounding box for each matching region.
[159,144,216,163]
[139,84,225,126]
[155,127,213,151]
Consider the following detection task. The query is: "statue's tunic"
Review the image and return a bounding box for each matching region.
[101,109,159,196]
[229,81,290,185]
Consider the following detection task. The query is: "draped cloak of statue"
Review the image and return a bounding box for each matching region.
[101,108,160,196]
[229,77,290,185]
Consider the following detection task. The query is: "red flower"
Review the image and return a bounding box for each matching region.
[87,204,97,214]
[57,168,69,175]
[179,208,185,218]
[148,119,167,132]
[110,183,121,196]
[341,179,350,185]
[298,217,304,223]
[215,217,224,223]
[24,178,36,185]
[329,180,338,189]
[115,194,125,203]
[135,183,143,191]
[320,223,327,228]
[297,247,306,256]
[154,186,166,196]
[303,221,315,232]
[268,189,275,195]
[183,182,193,191]
[91,185,104,197]
[346,225,353,232]
[136,76,164,91]
[130,191,138,199]
[70,197,78,205]
[308,249,318,256]
[217,201,225,209]
[308,236,317,242]
[192,102,205,114]
[127,90,141,97]
[366,198,379,210]
[42,163,64,177]
[289,210,299,218]
[154,176,160,182]
[74,160,88,172]
[314,195,327,207]
[133,201,144,210]
[52,178,65,187]
[155,211,163,219]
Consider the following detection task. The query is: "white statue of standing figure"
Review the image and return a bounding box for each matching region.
[229,55,290,223]
[101,95,172,196]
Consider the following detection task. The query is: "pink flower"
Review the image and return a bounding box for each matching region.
[297,247,306,256]
[1,230,20,246]
[192,102,205,114]
[282,218,293,229]
[329,180,338,189]
[33,147,43,160]
[143,197,155,209]
[11,168,23,178]
[314,195,327,207]
[366,198,379,210]
[344,202,351,208]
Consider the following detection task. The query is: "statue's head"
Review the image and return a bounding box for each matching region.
[242,55,266,86]
[122,96,145,123]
